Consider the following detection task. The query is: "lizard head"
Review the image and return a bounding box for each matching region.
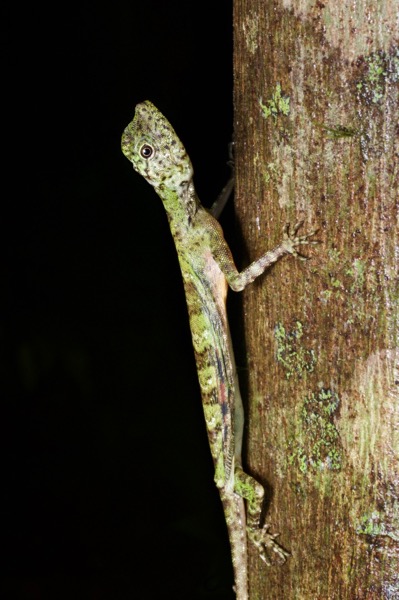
[121,101,194,191]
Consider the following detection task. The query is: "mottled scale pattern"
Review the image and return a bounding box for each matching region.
[122,101,317,600]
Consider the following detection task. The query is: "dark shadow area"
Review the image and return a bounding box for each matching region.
[4,2,237,598]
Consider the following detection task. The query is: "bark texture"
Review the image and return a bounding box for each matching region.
[233,1,398,598]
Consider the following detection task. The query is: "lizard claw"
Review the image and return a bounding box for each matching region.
[282,221,320,260]
[247,523,290,566]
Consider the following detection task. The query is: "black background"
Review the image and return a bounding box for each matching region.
[4,2,237,599]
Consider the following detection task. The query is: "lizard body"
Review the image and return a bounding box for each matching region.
[121,101,317,599]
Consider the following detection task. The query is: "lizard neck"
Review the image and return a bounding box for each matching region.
[156,179,200,230]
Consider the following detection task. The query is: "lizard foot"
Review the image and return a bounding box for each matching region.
[282,221,319,261]
[247,523,290,566]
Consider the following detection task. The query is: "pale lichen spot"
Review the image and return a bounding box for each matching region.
[243,13,259,55]
[198,364,217,394]
[203,403,223,430]
[191,326,212,353]
[214,454,226,488]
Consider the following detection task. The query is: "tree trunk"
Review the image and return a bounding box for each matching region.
[233,1,398,598]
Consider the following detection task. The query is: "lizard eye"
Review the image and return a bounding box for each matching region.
[140,144,154,159]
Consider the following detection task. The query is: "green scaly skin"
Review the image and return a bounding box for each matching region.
[121,101,318,599]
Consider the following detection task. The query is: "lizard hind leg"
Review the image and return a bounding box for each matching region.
[234,465,289,566]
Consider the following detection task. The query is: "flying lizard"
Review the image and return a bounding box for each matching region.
[121,101,318,599]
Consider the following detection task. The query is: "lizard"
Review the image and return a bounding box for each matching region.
[121,100,318,599]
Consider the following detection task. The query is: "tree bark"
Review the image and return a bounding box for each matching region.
[233,1,398,598]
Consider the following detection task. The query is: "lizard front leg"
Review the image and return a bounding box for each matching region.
[209,142,235,219]
[207,220,319,293]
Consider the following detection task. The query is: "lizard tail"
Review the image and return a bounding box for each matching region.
[220,490,248,600]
